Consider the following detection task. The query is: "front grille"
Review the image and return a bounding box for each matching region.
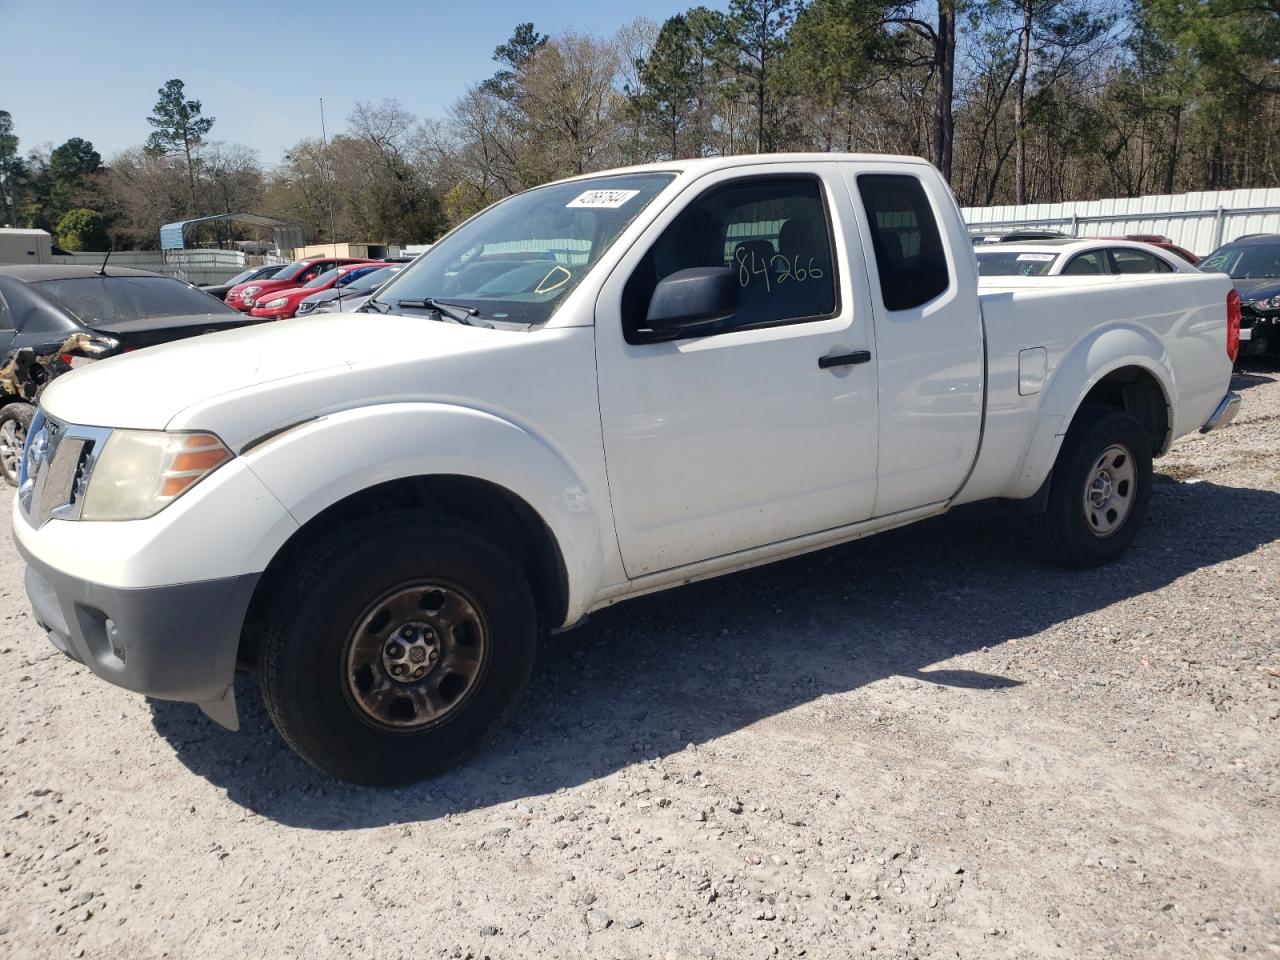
[19,413,112,527]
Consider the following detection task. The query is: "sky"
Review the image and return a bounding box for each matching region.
[0,0,702,166]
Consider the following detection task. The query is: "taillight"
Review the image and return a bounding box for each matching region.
[1227,289,1240,362]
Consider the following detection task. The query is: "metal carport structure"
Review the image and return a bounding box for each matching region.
[159,214,305,254]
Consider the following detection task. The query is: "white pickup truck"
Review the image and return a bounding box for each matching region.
[13,154,1240,785]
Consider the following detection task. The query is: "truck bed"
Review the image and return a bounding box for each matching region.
[960,272,1233,504]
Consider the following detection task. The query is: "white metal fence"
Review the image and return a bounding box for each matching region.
[961,187,1280,257]
[50,249,289,285]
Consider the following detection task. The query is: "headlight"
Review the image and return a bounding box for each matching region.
[296,301,316,314]
[81,431,231,521]
[241,286,262,299]
[263,297,289,308]
[1258,295,1280,311]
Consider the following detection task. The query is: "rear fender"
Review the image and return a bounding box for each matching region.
[1008,325,1173,499]
[240,402,605,626]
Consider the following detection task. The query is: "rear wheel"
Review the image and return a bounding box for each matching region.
[0,403,34,487]
[1032,406,1152,568]
[258,511,538,785]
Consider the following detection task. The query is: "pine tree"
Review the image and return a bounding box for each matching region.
[145,79,214,214]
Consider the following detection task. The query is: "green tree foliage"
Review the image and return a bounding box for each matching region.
[779,0,898,150]
[0,110,22,227]
[631,15,708,159]
[481,23,549,102]
[145,79,215,212]
[20,2,1280,250]
[713,0,800,152]
[1145,0,1280,94]
[266,99,446,246]
[48,137,103,221]
[54,207,109,251]
[0,111,16,170]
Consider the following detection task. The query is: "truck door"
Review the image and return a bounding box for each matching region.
[595,163,880,578]
[842,166,984,516]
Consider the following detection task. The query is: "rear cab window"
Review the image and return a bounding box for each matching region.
[856,174,950,310]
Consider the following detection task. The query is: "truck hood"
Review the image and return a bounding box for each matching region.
[38,311,505,432]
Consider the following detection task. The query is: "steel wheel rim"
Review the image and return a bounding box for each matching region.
[0,420,25,481]
[342,580,490,732]
[1082,443,1136,538]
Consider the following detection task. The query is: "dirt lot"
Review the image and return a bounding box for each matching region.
[2,370,1278,960]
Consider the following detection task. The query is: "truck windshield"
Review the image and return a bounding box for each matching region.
[1200,243,1280,279]
[975,250,1058,276]
[372,172,675,325]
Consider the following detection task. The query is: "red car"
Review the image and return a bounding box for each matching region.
[225,257,376,312]
[248,262,385,319]
[1103,234,1199,266]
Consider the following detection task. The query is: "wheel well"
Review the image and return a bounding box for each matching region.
[1076,366,1170,454]
[239,475,570,668]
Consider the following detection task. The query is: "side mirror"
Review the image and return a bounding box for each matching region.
[644,267,739,337]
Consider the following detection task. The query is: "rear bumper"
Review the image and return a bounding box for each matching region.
[1200,391,1241,433]
[18,539,257,730]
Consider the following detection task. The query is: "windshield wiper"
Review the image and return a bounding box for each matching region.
[360,297,390,314]
[397,297,492,327]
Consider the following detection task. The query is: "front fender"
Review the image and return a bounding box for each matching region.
[1009,324,1174,499]
[240,403,607,626]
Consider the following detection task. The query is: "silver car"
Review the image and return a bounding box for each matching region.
[294,266,402,316]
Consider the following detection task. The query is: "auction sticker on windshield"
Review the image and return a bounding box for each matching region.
[1017,253,1056,261]
[567,189,641,209]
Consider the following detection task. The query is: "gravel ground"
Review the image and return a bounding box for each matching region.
[2,369,1278,960]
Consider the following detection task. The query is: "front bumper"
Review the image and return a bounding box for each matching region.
[1239,311,1279,355]
[1200,391,1242,434]
[18,539,258,729]
[249,305,292,319]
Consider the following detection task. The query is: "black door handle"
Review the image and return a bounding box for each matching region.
[818,350,871,369]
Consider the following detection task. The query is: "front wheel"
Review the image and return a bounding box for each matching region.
[1032,406,1153,568]
[258,511,538,785]
[0,403,34,487]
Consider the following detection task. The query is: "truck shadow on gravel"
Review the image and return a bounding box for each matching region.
[149,478,1280,828]
[1233,367,1277,391]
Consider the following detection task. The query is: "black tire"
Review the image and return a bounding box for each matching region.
[0,402,35,488]
[258,510,538,785]
[1032,405,1153,568]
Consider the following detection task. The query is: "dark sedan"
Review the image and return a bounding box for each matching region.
[199,263,286,300]
[1200,234,1280,361]
[0,265,267,484]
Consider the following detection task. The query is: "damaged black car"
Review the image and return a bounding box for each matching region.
[0,265,266,485]
[1199,234,1280,361]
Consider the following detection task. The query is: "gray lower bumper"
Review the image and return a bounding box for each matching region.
[1200,391,1242,434]
[18,542,258,730]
